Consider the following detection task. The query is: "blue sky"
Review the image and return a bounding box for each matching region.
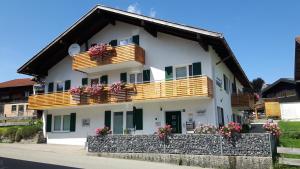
[0,0,299,84]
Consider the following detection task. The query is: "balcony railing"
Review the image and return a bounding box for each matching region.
[28,76,213,110]
[231,93,255,109]
[72,44,145,73]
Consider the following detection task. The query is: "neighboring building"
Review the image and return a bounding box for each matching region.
[18,5,252,145]
[0,78,35,118]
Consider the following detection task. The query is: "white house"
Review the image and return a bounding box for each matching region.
[18,5,252,145]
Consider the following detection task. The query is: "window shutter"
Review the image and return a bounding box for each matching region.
[134,109,143,130]
[65,80,71,91]
[105,111,111,129]
[100,75,108,84]
[165,66,173,80]
[132,35,139,45]
[192,62,202,76]
[109,39,118,47]
[48,82,54,93]
[82,78,88,86]
[70,113,76,132]
[46,114,52,132]
[143,69,150,82]
[120,73,127,83]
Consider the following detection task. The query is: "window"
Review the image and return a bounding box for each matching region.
[11,105,17,112]
[175,66,187,79]
[65,80,71,91]
[54,116,62,131]
[91,78,99,86]
[126,111,134,128]
[119,37,132,46]
[48,82,54,93]
[25,91,30,98]
[217,107,224,127]
[82,78,88,86]
[129,73,143,84]
[56,82,64,92]
[18,105,24,112]
[63,115,71,131]
[129,74,135,84]
[223,74,229,93]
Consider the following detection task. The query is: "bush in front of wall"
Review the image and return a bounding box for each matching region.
[4,127,18,142]
[157,125,172,140]
[219,122,242,138]
[194,124,217,134]
[96,127,111,136]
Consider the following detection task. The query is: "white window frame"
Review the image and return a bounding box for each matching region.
[128,72,143,84]
[173,64,193,80]
[53,115,71,132]
[118,37,133,46]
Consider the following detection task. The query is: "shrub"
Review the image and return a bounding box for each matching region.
[4,127,18,142]
[96,127,111,136]
[15,129,22,142]
[157,125,172,140]
[194,124,217,134]
[263,122,281,138]
[219,122,242,138]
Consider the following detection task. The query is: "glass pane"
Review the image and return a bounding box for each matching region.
[175,67,187,79]
[119,38,131,46]
[126,111,134,128]
[63,115,70,131]
[54,116,61,131]
[189,65,193,77]
[137,73,143,83]
[56,83,64,92]
[18,105,24,112]
[129,74,135,84]
[12,105,17,112]
[113,112,123,134]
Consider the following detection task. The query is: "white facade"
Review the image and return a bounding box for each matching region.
[280,102,300,121]
[40,21,246,145]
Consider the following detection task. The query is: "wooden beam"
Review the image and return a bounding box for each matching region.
[216,56,231,65]
[141,21,157,37]
[196,34,208,51]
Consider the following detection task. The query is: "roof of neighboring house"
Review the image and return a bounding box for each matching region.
[295,37,300,81]
[0,78,34,89]
[17,5,251,88]
[262,78,295,94]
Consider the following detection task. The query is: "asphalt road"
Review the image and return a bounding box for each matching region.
[0,143,210,169]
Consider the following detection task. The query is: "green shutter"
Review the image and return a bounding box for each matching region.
[48,82,54,93]
[46,114,52,132]
[132,35,139,45]
[100,75,108,84]
[120,73,127,83]
[143,69,150,82]
[134,109,143,130]
[65,80,71,91]
[105,111,111,129]
[109,39,118,47]
[70,113,76,132]
[192,62,202,76]
[82,78,88,86]
[165,66,173,80]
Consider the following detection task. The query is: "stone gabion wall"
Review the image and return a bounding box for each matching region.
[87,133,272,157]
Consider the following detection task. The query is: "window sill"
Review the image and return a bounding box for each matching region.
[51,131,71,133]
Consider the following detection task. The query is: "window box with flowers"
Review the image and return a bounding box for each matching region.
[88,44,114,61]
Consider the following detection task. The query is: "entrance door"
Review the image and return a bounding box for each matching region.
[165,111,182,133]
[113,112,123,134]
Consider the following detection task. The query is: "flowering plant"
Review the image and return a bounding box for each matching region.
[157,125,172,140]
[219,122,242,138]
[263,122,281,137]
[109,82,125,95]
[85,84,104,96]
[194,124,217,134]
[70,86,85,96]
[96,127,111,136]
[254,93,260,101]
[88,43,108,60]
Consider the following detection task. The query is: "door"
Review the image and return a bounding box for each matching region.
[165,111,182,133]
[113,112,123,134]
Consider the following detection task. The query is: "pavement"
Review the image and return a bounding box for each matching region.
[0,143,210,169]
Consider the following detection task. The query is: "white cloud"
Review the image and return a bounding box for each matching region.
[127,3,141,14]
[149,8,156,18]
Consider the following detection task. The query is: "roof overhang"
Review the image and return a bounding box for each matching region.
[17,5,251,88]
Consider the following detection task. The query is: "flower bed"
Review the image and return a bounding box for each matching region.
[219,122,241,138]
[263,122,281,138]
[194,124,217,134]
[157,125,172,140]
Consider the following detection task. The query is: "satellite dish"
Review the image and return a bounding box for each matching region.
[68,43,80,56]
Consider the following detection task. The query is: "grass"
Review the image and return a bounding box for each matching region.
[280,154,300,159]
[278,121,300,148]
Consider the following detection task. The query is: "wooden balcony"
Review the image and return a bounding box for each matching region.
[231,93,255,109]
[28,76,213,110]
[72,44,145,73]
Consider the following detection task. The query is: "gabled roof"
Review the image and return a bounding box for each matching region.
[262,78,295,94]
[17,5,251,88]
[0,78,34,89]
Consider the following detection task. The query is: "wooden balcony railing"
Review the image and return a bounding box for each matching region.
[231,93,255,109]
[72,44,145,73]
[28,76,213,110]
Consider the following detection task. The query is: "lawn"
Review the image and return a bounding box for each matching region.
[278,121,300,148]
